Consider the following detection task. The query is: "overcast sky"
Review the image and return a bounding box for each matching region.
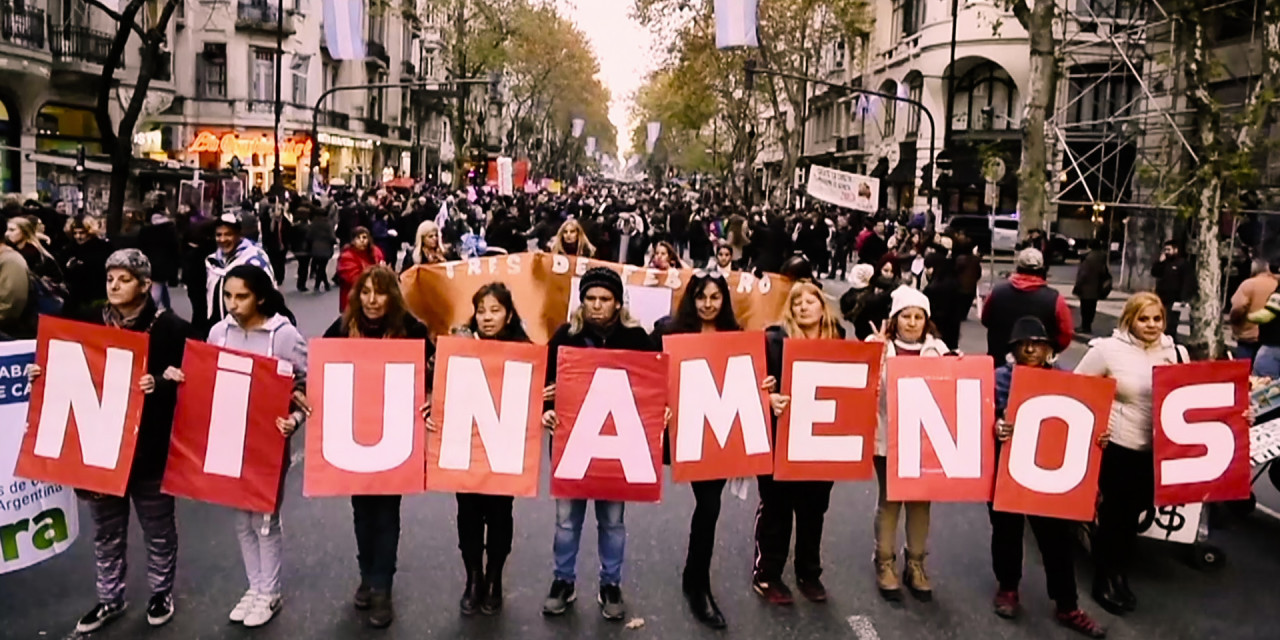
[553,0,658,152]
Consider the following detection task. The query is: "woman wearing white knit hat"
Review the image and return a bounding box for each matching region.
[867,285,950,603]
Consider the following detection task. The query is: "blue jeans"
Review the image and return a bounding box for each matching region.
[553,499,625,585]
[1254,345,1280,378]
[1234,340,1261,363]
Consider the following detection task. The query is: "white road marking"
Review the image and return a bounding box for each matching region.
[1256,503,1280,522]
[847,615,880,640]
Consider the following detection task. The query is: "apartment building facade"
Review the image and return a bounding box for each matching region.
[0,0,447,202]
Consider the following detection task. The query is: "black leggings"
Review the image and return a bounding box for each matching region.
[456,493,514,567]
[752,475,834,583]
[683,479,726,589]
[1093,445,1154,577]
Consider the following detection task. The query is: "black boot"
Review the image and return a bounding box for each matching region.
[682,582,726,629]
[459,564,484,616]
[367,589,394,629]
[481,556,506,615]
[1113,573,1137,611]
[1091,574,1128,616]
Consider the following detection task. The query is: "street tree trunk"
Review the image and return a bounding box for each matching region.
[1010,0,1054,236]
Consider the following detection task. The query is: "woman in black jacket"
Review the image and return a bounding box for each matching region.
[652,272,769,630]
[428,282,530,617]
[322,264,432,629]
[59,216,114,317]
[754,281,845,607]
[30,249,190,634]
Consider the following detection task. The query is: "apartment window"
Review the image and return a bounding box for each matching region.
[403,25,414,65]
[1066,64,1137,131]
[833,38,846,69]
[251,47,277,102]
[291,54,310,105]
[893,0,923,41]
[905,75,922,135]
[197,43,227,99]
[323,61,339,94]
[369,70,386,120]
[880,81,897,137]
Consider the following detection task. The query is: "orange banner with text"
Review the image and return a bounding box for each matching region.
[400,253,791,344]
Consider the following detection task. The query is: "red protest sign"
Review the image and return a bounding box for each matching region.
[994,366,1116,521]
[1153,360,1251,506]
[887,355,996,502]
[551,347,667,502]
[665,332,773,482]
[16,317,149,496]
[427,336,548,497]
[162,341,294,513]
[304,338,427,496]
[774,339,882,481]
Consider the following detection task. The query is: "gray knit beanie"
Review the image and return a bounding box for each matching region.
[105,248,152,281]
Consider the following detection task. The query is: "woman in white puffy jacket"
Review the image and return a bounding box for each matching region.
[1073,291,1187,617]
[868,286,950,603]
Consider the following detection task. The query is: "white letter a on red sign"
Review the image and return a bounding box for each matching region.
[554,368,656,483]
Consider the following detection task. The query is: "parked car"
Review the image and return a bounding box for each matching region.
[942,214,1078,263]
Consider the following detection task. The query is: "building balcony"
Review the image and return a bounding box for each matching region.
[0,1,46,50]
[362,118,389,137]
[319,109,350,130]
[366,40,389,66]
[236,2,297,36]
[400,59,415,80]
[391,125,411,141]
[50,26,111,66]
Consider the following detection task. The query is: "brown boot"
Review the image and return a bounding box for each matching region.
[903,550,933,602]
[874,552,902,601]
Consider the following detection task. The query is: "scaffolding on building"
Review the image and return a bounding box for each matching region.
[1047,0,1271,288]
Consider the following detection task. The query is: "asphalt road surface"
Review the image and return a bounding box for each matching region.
[2,263,1279,640]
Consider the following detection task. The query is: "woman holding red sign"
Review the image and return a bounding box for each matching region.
[172,264,309,628]
[869,286,949,603]
[753,281,843,606]
[429,282,532,617]
[1074,292,1187,616]
[323,265,432,628]
[29,249,189,634]
[652,270,760,629]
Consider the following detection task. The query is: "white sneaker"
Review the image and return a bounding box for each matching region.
[228,589,258,623]
[242,593,282,628]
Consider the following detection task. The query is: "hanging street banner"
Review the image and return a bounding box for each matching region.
[807,165,881,213]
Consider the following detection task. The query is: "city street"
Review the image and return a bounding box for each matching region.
[2,264,1279,640]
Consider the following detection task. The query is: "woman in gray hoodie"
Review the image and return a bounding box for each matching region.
[171,264,309,628]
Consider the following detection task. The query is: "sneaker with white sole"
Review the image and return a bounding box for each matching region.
[228,589,258,623]
[242,593,282,627]
[146,591,174,627]
[75,601,127,634]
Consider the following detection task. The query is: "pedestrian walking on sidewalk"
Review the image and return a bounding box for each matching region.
[324,265,432,628]
[1073,239,1112,335]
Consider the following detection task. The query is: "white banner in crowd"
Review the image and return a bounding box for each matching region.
[586,136,597,157]
[646,121,662,154]
[714,0,760,49]
[0,341,79,575]
[806,165,881,213]
[572,118,586,139]
[497,157,514,196]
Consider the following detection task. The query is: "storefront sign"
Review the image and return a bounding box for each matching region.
[188,131,314,164]
[133,130,163,154]
[317,132,376,150]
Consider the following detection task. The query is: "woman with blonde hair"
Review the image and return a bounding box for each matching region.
[1074,291,1186,616]
[401,220,454,271]
[5,215,61,281]
[549,218,595,257]
[867,286,949,603]
[752,281,843,606]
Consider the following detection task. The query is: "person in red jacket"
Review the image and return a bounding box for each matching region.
[336,226,385,312]
[980,248,1074,364]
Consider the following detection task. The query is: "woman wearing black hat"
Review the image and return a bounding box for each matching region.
[990,317,1106,638]
[539,266,656,622]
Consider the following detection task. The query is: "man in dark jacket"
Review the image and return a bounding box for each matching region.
[1151,240,1191,335]
[540,267,656,623]
[1073,239,1112,334]
[57,249,190,634]
[981,248,1074,364]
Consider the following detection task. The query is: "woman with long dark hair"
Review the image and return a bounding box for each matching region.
[169,264,308,628]
[427,282,528,616]
[323,265,431,628]
[653,271,764,629]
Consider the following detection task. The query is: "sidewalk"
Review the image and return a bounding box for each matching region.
[1044,280,1195,339]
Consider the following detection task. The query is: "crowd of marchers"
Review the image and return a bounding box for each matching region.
[5,178,1277,640]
